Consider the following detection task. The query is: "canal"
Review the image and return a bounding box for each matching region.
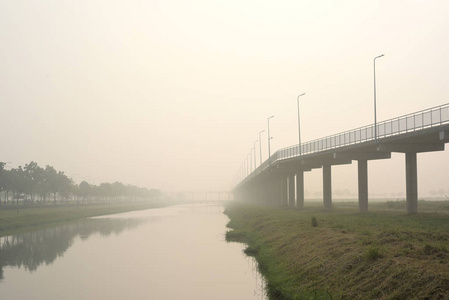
[0,204,267,300]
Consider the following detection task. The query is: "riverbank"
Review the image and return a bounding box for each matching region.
[0,201,173,236]
[225,201,449,299]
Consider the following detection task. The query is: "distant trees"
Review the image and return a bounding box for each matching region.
[0,161,161,206]
[0,162,6,206]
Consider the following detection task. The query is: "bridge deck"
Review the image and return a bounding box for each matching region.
[234,103,449,213]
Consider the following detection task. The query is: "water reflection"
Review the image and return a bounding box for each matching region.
[245,256,267,300]
[0,204,268,300]
[0,218,144,280]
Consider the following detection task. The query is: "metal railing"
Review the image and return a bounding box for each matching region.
[234,103,449,187]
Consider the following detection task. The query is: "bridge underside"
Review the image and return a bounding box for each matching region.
[234,124,449,214]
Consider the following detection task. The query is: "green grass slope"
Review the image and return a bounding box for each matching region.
[225,201,449,299]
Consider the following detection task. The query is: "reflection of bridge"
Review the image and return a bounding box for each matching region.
[233,103,449,214]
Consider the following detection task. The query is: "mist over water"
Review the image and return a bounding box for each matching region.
[2,1,449,298]
[0,204,267,300]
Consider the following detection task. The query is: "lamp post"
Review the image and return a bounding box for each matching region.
[250,149,254,174]
[243,160,246,178]
[296,93,305,156]
[259,130,265,166]
[253,140,258,171]
[268,115,274,166]
[374,54,384,143]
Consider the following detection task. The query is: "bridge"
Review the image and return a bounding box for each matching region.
[233,103,449,214]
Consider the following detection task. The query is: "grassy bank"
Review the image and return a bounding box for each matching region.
[0,201,171,236]
[225,201,449,299]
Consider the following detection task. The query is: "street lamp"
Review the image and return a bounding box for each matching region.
[259,130,265,166]
[296,93,305,156]
[268,115,274,166]
[253,140,258,171]
[374,54,384,143]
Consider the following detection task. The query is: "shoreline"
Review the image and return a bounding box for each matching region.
[224,201,449,299]
[0,201,174,236]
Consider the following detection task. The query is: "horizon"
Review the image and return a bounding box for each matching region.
[2,1,449,197]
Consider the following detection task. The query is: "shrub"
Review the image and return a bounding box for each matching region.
[365,247,383,261]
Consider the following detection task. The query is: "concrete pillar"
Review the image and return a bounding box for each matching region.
[282,177,289,206]
[262,181,268,204]
[253,185,258,202]
[323,165,332,209]
[296,171,304,209]
[406,152,418,213]
[288,174,295,207]
[276,179,282,206]
[268,178,276,205]
[268,181,272,204]
[266,180,271,204]
[358,160,368,212]
[270,177,276,206]
[254,185,259,202]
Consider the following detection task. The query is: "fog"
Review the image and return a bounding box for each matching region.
[1,1,449,197]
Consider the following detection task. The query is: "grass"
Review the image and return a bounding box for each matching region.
[224,200,449,299]
[0,201,170,236]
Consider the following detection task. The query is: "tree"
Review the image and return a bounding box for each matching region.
[78,181,91,203]
[99,183,112,202]
[24,161,45,203]
[9,167,26,206]
[0,162,5,205]
[44,166,59,204]
[57,171,73,202]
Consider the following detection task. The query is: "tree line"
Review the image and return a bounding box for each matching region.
[0,161,161,206]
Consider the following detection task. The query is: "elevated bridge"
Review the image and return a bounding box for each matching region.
[233,103,449,213]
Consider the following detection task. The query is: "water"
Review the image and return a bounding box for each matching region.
[0,204,267,300]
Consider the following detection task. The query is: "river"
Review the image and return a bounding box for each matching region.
[0,204,267,300]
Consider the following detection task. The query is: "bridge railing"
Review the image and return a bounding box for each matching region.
[235,103,449,187]
[277,103,449,161]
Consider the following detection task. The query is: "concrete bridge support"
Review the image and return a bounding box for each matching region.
[260,181,266,203]
[378,142,445,214]
[296,171,304,209]
[270,179,277,205]
[302,158,350,210]
[282,177,288,206]
[405,152,418,214]
[358,160,368,212]
[334,152,391,212]
[323,165,332,209]
[276,179,282,206]
[263,180,270,204]
[288,174,295,207]
[247,184,256,202]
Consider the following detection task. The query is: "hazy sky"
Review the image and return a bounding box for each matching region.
[1,1,449,197]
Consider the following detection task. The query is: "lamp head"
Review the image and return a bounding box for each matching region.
[375,54,385,60]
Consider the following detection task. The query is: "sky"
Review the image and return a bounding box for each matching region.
[1,0,449,197]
